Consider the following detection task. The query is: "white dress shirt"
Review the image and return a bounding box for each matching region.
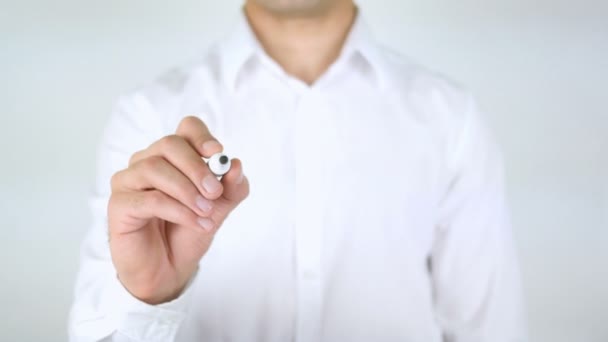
[69,11,526,342]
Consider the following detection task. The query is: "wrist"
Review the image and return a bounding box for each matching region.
[118,273,186,305]
[103,271,194,342]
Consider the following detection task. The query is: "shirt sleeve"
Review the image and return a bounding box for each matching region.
[68,95,196,342]
[431,95,528,341]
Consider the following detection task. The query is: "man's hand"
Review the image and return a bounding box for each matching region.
[108,116,249,304]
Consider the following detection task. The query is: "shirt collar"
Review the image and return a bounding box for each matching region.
[219,8,387,90]
[337,11,387,89]
[218,10,261,90]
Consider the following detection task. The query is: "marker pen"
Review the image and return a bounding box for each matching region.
[206,153,231,177]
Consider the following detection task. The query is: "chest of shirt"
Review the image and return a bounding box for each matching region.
[191,86,442,261]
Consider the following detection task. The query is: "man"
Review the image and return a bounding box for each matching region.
[69,0,526,341]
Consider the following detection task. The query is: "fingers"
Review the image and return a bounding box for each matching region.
[220,158,249,203]
[175,116,224,158]
[129,135,224,200]
[108,190,209,234]
[109,116,248,238]
[111,156,214,218]
[207,159,249,227]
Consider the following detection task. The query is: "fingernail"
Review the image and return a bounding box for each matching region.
[202,175,221,194]
[236,171,245,185]
[195,195,212,212]
[197,217,214,232]
[202,140,222,153]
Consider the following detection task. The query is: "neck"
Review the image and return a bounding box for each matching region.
[244,1,357,85]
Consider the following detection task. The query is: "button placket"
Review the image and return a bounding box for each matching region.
[293,89,325,342]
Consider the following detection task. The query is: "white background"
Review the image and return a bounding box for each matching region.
[1,0,606,341]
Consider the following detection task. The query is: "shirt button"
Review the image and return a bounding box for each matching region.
[303,270,318,280]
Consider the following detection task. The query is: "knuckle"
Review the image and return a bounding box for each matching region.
[126,192,145,211]
[158,134,182,152]
[110,170,123,190]
[140,156,166,172]
[128,150,143,166]
[180,115,206,130]
[145,190,164,207]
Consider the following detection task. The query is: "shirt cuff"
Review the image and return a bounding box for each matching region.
[105,270,198,342]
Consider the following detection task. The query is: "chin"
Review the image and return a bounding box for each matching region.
[253,0,334,16]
